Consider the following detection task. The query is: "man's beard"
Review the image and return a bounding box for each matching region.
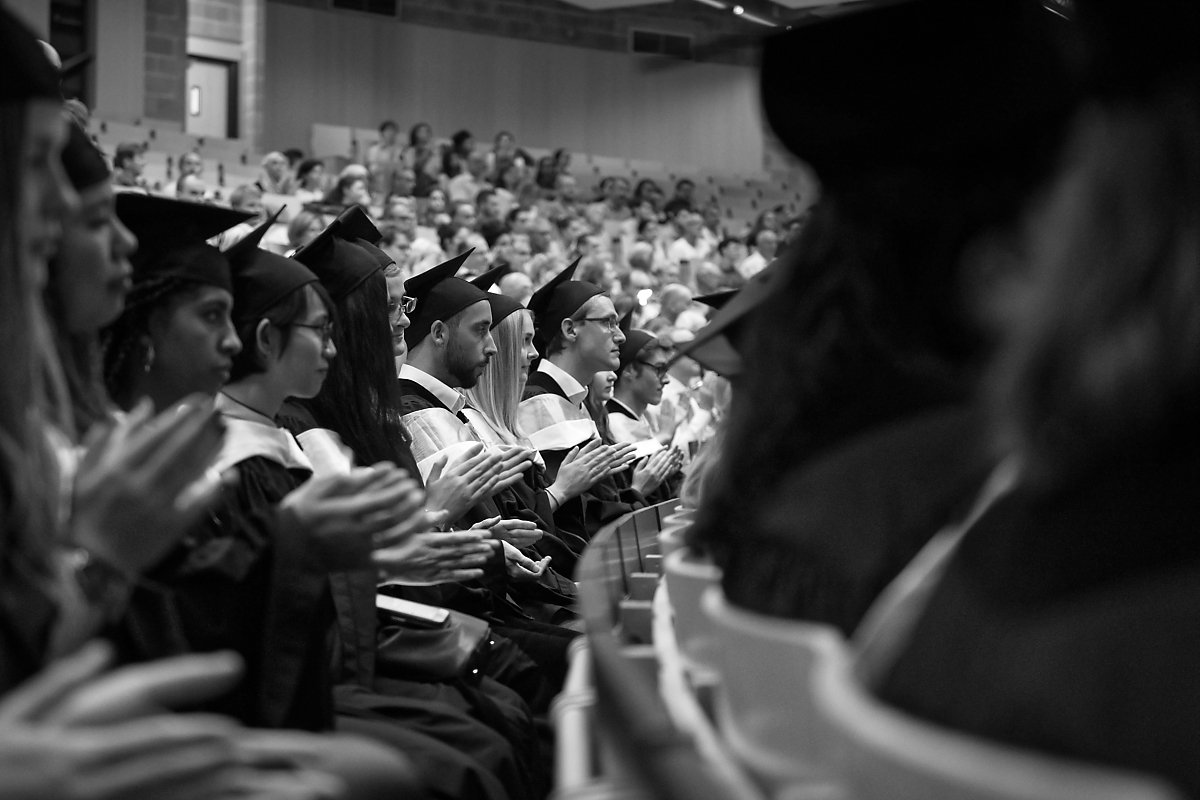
[447,336,486,388]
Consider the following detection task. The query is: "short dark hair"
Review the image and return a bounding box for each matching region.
[379,119,399,134]
[717,236,742,254]
[230,282,333,379]
[114,142,141,169]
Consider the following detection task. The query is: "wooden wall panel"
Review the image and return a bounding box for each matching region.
[263,2,765,173]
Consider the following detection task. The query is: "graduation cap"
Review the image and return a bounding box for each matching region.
[225,212,317,322]
[615,310,656,374]
[674,259,788,378]
[60,122,109,191]
[0,6,59,101]
[117,193,252,292]
[471,263,524,328]
[293,206,383,301]
[761,0,1075,185]
[355,239,395,270]
[526,257,600,354]
[1076,0,1200,98]
[403,249,490,347]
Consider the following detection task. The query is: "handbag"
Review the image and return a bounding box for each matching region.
[373,590,493,683]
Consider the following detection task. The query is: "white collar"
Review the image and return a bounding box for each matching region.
[399,364,466,415]
[608,396,641,420]
[537,359,588,406]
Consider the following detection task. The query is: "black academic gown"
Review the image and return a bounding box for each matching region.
[604,397,679,507]
[125,453,333,730]
[715,405,993,636]
[522,371,645,542]
[0,562,58,696]
[877,450,1200,798]
[276,402,545,800]
[399,379,578,697]
[120,412,529,800]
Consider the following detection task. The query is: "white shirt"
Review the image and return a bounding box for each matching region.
[739,250,768,279]
[399,363,466,415]
[536,359,588,407]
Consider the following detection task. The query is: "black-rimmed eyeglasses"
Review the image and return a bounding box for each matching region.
[638,360,670,378]
[292,321,336,346]
[575,316,621,333]
[388,296,417,317]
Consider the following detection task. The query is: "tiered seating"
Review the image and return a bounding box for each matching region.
[89,116,259,194]
[560,500,758,800]
[308,122,814,235]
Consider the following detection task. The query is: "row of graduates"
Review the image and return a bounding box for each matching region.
[3,9,685,795]
[27,46,684,799]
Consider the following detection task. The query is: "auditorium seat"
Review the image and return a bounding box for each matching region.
[658,508,692,560]
[661,547,721,678]
[567,508,762,800]
[810,646,1185,800]
[702,586,848,795]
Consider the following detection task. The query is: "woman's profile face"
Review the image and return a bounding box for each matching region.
[147,285,242,403]
[21,100,75,282]
[519,311,537,388]
[271,287,335,400]
[53,181,136,333]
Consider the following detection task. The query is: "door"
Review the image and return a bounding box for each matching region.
[185,57,236,138]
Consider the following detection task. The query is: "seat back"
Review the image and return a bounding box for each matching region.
[572,515,761,800]
[662,548,721,673]
[701,587,848,790]
[811,648,1185,800]
[659,509,693,559]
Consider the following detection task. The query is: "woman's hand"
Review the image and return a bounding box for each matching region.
[373,530,494,584]
[0,642,261,800]
[469,515,543,548]
[501,541,551,583]
[601,442,639,478]
[278,464,425,571]
[71,396,228,577]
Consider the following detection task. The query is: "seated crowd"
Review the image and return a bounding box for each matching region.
[3,0,1199,797]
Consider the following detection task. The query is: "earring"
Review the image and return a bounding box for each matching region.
[142,342,155,373]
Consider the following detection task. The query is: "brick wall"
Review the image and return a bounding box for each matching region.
[144,0,188,121]
[271,0,759,66]
[189,0,244,42]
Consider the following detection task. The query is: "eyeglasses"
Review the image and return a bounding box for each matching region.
[575,316,621,333]
[638,360,670,378]
[387,296,417,317]
[291,321,335,346]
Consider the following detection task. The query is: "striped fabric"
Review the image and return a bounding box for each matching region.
[212,416,313,475]
[405,406,483,479]
[518,392,599,452]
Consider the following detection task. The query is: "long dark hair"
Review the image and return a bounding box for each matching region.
[693,143,1066,553]
[298,271,411,466]
[990,84,1200,490]
[0,101,63,582]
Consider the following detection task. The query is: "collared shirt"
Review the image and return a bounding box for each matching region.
[399,363,466,415]
[536,359,588,407]
[606,396,654,446]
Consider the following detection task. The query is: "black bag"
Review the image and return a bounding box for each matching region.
[374,592,493,683]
